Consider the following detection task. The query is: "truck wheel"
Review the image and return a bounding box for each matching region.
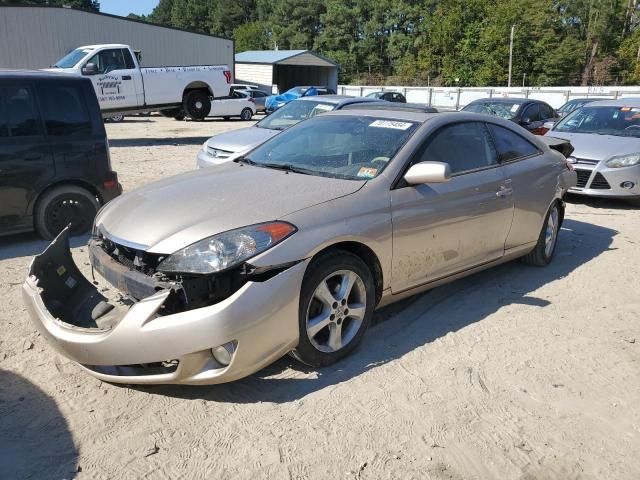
[34,185,99,240]
[240,108,253,121]
[183,90,210,121]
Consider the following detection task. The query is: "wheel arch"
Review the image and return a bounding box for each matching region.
[310,241,384,306]
[183,81,213,99]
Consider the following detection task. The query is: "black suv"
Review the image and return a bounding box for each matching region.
[0,71,121,239]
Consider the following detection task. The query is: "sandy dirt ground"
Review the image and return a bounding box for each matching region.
[1,116,639,480]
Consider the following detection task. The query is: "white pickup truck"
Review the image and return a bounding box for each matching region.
[47,44,231,120]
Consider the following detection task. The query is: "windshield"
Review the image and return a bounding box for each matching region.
[53,48,93,68]
[366,92,383,99]
[244,115,418,180]
[257,100,336,130]
[553,106,640,137]
[463,101,521,120]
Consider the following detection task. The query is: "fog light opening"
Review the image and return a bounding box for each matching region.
[620,181,635,189]
[212,342,236,366]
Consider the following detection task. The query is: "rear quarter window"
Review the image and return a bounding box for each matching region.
[37,83,92,137]
[487,123,540,162]
[2,85,41,137]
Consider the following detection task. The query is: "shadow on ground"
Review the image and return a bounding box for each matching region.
[0,233,89,261]
[0,370,78,478]
[565,193,638,211]
[138,218,616,403]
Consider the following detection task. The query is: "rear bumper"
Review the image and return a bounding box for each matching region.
[22,229,307,385]
[97,171,122,203]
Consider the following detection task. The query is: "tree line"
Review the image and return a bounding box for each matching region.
[4,0,640,86]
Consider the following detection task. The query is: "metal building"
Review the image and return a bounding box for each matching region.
[0,6,234,73]
[235,50,338,93]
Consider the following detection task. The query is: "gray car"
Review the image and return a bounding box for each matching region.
[196,95,380,167]
[546,98,640,204]
[23,110,576,385]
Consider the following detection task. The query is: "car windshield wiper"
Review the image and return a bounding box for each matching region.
[256,162,315,175]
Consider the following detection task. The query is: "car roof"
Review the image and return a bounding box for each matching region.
[343,102,438,113]
[77,44,128,50]
[580,97,640,107]
[0,69,87,81]
[468,97,531,104]
[296,95,379,106]
[326,108,436,123]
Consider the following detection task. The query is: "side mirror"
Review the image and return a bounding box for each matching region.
[543,120,556,131]
[404,161,451,185]
[521,117,531,125]
[81,62,98,75]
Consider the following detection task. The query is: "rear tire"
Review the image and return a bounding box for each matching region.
[34,185,99,240]
[240,108,253,121]
[291,251,375,368]
[183,90,211,121]
[522,202,561,266]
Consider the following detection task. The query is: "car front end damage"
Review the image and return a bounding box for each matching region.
[22,228,308,385]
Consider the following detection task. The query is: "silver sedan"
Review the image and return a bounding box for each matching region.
[546,98,640,205]
[23,111,576,385]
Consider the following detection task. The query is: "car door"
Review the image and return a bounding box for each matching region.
[486,123,556,249]
[84,48,139,111]
[0,82,54,233]
[389,121,514,293]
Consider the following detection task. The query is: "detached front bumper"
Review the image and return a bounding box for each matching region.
[22,230,308,385]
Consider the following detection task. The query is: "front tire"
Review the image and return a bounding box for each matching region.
[34,185,99,240]
[183,90,211,121]
[291,251,375,367]
[108,114,124,123]
[240,108,253,121]
[522,201,561,266]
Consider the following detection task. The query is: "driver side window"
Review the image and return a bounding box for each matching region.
[86,49,126,75]
[415,122,498,175]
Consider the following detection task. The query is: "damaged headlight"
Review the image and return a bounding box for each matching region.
[157,222,297,274]
[606,153,640,168]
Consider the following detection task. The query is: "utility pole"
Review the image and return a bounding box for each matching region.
[508,25,515,87]
[522,73,526,87]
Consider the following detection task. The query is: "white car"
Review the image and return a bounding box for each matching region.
[209,91,256,120]
[48,44,231,120]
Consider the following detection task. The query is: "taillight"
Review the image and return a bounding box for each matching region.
[223,71,231,84]
[103,179,118,189]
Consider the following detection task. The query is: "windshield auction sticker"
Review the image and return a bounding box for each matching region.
[369,120,413,130]
[357,167,378,178]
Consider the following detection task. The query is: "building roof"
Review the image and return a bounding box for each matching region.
[235,50,337,67]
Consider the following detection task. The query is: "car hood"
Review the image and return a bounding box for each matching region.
[546,131,640,160]
[205,126,278,153]
[95,162,365,254]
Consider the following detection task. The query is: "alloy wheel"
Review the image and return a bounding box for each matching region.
[544,205,559,257]
[306,270,367,353]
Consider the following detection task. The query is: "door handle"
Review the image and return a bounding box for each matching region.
[496,185,513,198]
[122,75,132,80]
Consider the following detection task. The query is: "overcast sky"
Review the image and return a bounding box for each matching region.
[100,0,159,17]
